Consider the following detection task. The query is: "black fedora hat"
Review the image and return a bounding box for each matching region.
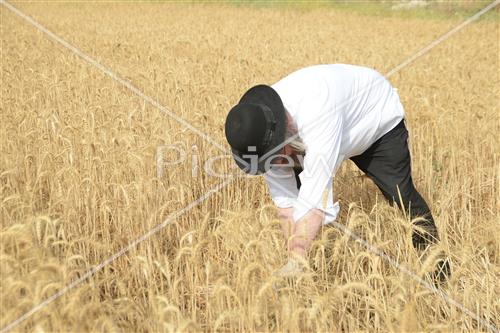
[224,85,287,175]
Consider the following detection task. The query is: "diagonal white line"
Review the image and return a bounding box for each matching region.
[2,1,499,332]
[0,3,241,332]
[0,0,228,153]
[264,176,500,333]
[0,177,235,333]
[385,0,500,78]
[1,0,256,170]
[258,0,500,163]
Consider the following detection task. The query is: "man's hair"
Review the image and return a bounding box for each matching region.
[285,126,307,153]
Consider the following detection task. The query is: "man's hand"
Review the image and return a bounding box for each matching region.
[278,207,294,252]
[277,207,324,258]
[291,209,324,258]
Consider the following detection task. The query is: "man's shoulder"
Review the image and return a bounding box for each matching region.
[272,63,374,92]
[272,64,334,86]
[272,65,334,100]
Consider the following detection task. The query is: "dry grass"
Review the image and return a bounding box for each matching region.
[1,2,499,332]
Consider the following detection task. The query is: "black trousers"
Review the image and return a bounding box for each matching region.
[294,119,439,250]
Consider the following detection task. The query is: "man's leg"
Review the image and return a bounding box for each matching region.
[350,120,438,250]
[350,120,450,282]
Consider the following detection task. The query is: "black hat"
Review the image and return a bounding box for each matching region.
[225,85,287,175]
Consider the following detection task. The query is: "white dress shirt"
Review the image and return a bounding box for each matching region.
[264,64,405,224]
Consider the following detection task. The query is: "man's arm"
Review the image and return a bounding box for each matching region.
[290,209,324,258]
[264,166,300,251]
[287,94,344,258]
[278,207,324,258]
[277,207,294,251]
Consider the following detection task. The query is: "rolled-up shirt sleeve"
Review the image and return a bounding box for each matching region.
[292,103,344,224]
[264,166,299,208]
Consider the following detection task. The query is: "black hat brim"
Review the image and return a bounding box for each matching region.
[230,85,287,175]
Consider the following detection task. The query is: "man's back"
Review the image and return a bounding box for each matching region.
[272,64,404,158]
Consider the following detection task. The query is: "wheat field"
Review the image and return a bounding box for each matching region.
[1,2,499,332]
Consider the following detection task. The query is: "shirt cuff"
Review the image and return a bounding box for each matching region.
[321,201,340,225]
[272,196,295,208]
[292,200,340,225]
